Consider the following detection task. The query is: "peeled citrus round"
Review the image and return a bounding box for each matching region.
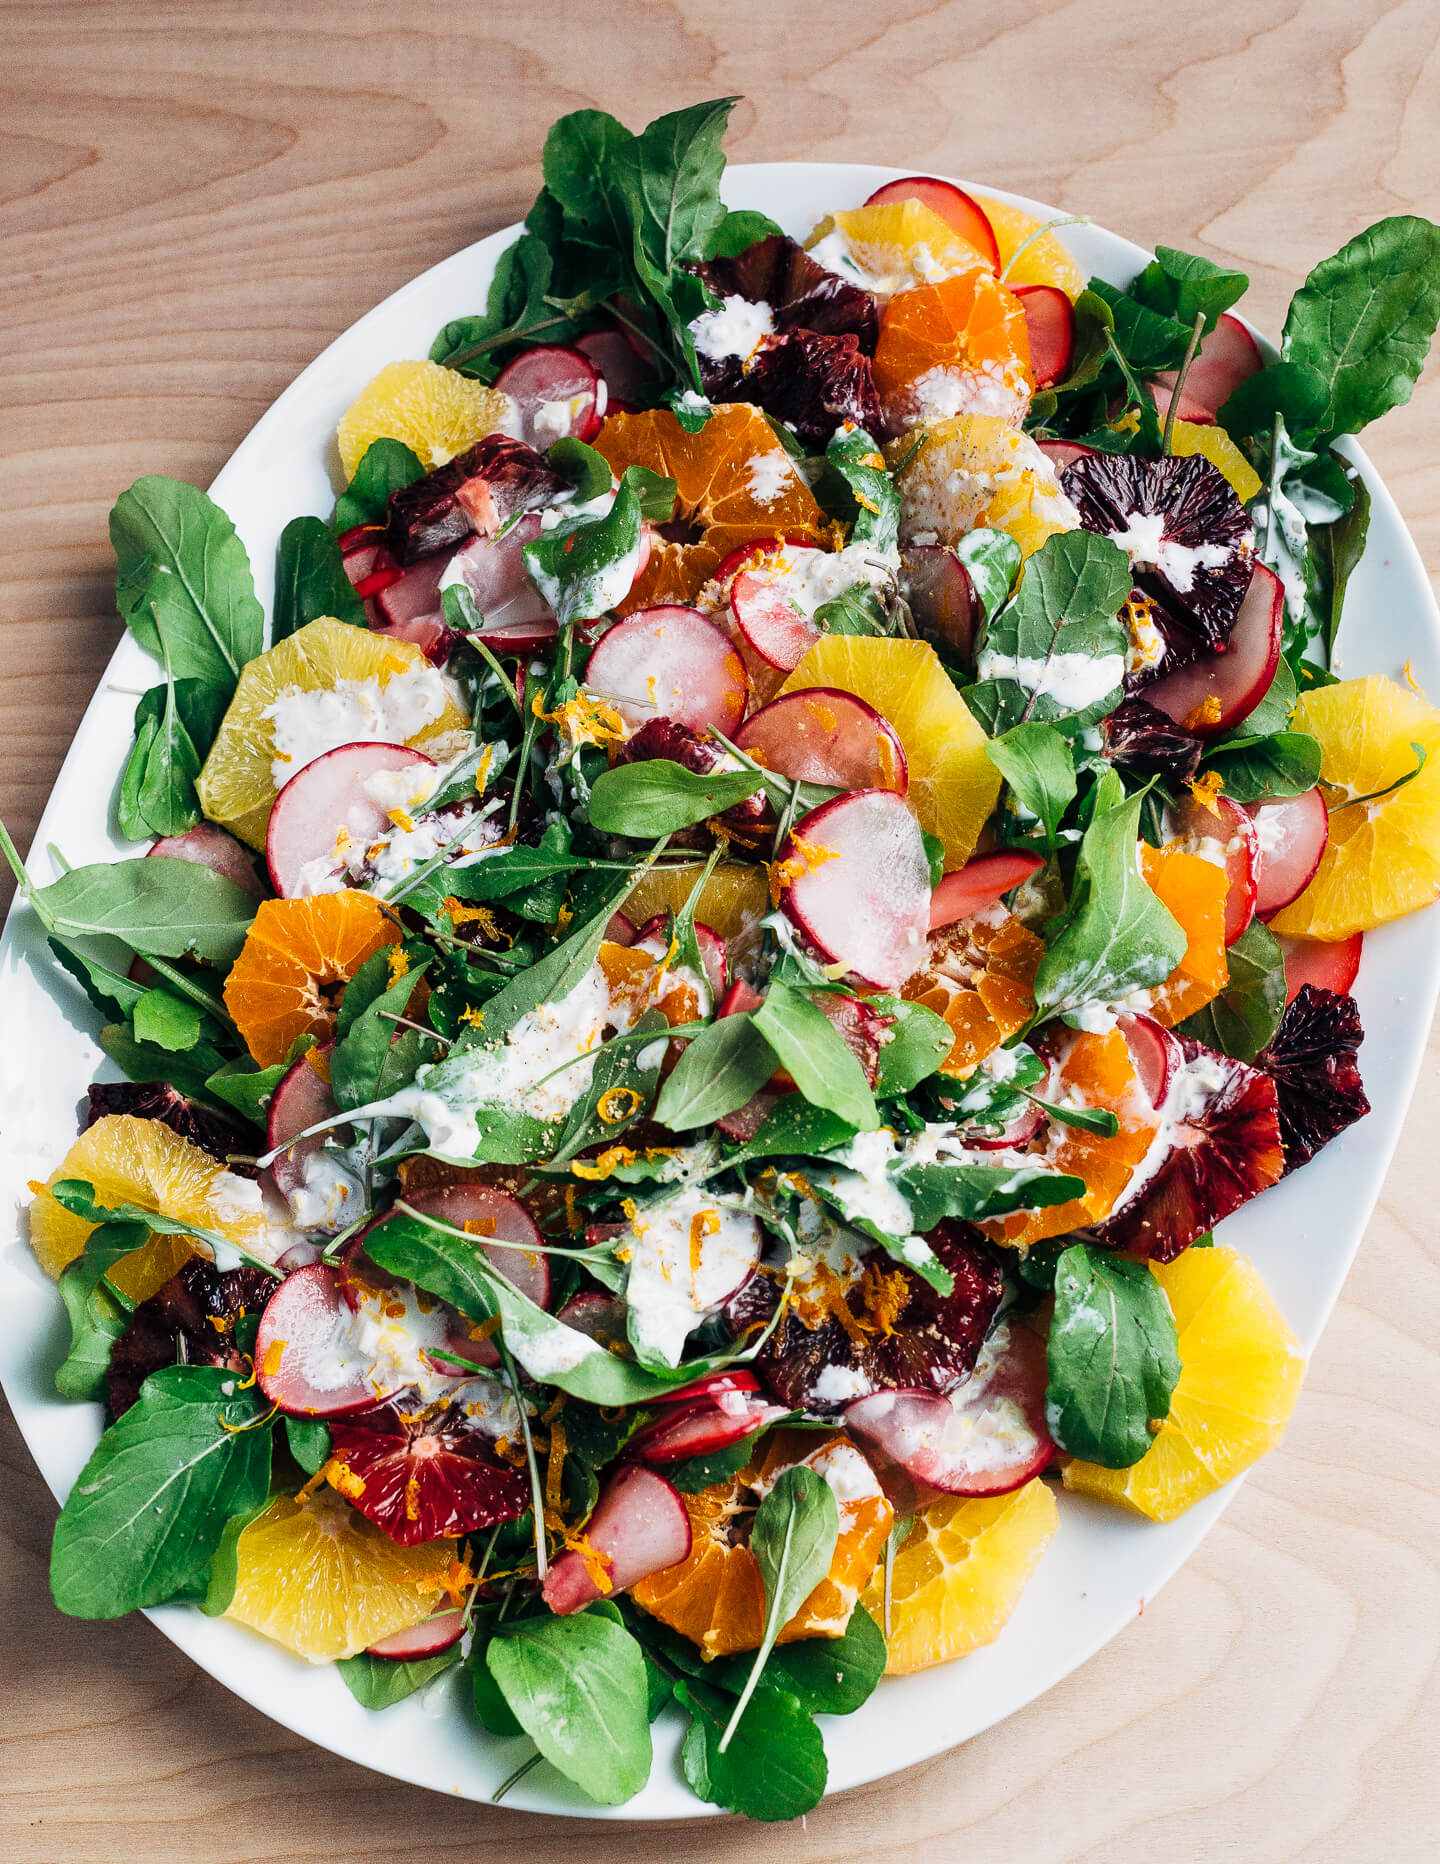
[28,1114,267,1297]
[195,618,471,849]
[224,891,400,1067]
[1140,842,1230,1027]
[873,273,1033,428]
[620,859,770,948]
[225,1487,457,1662]
[974,197,1085,297]
[903,911,1043,1076]
[1065,1244,1305,1522]
[1168,419,1262,503]
[860,1477,1057,1674]
[336,359,509,480]
[780,635,1000,869]
[887,414,1078,559]
[1268,676,1440,939]
[804,200,990,295]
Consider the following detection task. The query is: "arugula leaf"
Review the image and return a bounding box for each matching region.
[468,1617,526,1735]
[431,231,584,382]
[1282,215,1440,443]
[720,1097,859,1166]
[100,1023,232,1099]
[812,584,888,638]
[204,1056,294,1126]
[283,1416,331,1477]
[118,676,229,841]
[1033,768,1186,1023]
[548,1010,666,1164]
[49,1364,273,1617]
[821,424,900,554]
[868,995,953,1096]
[1046,1243,1180,1467]
[546,435,616,503]
[720,1466,839,1749]
[953,527,1022,625]
[706,207,785,259]
[110,476,264,688]
[132,987,203,1053]
[653,1012,779,1130]
[485,1611,652,1805]
[1201,730,1322,803]
[1314,474,1371,660]
[274,515,366,640]
[523,473,643,626]
[706,1601,886,1716]
[339,1647,461,1711]
[970,529,1131,733]
[1031,287,1115,406]
[1133,246,1248,334]
[587,758,763,836]
[1217,359,1331,443]
[987,721,1077,844]
[1177,915,1286,1063]
[198,1501,267,1616]
[329,957,431,1111]
[27,856,256,964]
[666,1426,773,1494]
[331,438,424,531]
[679,1678,827,1821]
[1087,278,1192,373]
[753,983,880,1132]
[619,98,736,279]
[893,1161,1085,1231]
[54,1222,147,1401]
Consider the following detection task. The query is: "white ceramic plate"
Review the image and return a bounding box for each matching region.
[1,163,1436,1820]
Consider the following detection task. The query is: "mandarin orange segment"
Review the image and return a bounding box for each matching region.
[224,891,400,1066]
[1139,843,1229,1027]
[27,1114,269,1290]
[592,405,832,610]
[631,1430,892,1658]
[903,912,1043,1076]
[873,274,1033,428]
[983,1028,1163,1249]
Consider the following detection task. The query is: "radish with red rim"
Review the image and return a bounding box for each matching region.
[1246,786,1329,917]
[373,552,456,662]
[367,1610,467,1660]
[628,1390,787,1463]
[729,566,822,671]
[576,328,657,404]
[493,343,603,448]
[1118,1012,1183,1108]
[541,1464,692,1615]
[265,1044,342,1200]
[1275,930,1362,1005]
[265,741,436,897]
[1144,561,1284,738]
[555,1291,628,1343]
[901,545,978,662]
[1014,284,1075,388]
[399,1184,551,1311]
[735,687,908,794]
[583,604,749,734]
[650,1369,761,1406]
[632,916,729,998]
[843,1321,1054,1504]
[1037,439,1099,475]
[1149,313,1263,424]
[148,822,267,900]
[442,512,557,656]
[1166,791,1260,944]
[862,176,1000,271]
[778,789,932,990]
[929,850,1044,931]
[254,1263,394,1417]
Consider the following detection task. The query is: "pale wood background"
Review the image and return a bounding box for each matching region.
[3,2,1439,1857]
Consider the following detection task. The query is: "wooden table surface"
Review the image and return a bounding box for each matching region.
[3,3,1439,1857]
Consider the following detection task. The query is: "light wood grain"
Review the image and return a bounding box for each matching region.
[3,2,1439,1856]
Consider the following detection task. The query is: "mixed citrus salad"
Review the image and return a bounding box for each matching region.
[11,97,1440,1819]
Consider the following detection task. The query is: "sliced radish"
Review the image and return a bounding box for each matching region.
[576,328,657,404]
[778,789,931,991]
[265,1045,341,1199]
[265,741,436,897]
[373,552,455,662]
[400,1184,551,1310]
[254,1263,392,1417]
[929,851,1044,930]
[730,567,821,671]
[1149,312,1263,424]
[650,1369,761,1406]
[1118,1012,1183,1109]
[863,176,1000,271]
[1247,786,1329,917]
[584,605,749,734]
[1014,284,1075,388]
[147,823,266,899]
[1166,792,1260,945]
[844,1321,1054,1501]
[633,916,729,998]
[961,1095,1045,1151]
[555,1291,628,1342]
[1275,931,1362,1005]
[735,688,908,794]
[901,545,978,662]
[1037,438,1098,475]
[1145,561,1283,738]
[494,344,602,449]
[341,535,404,600]
[367,1609,466,1660]
[444,512,541,609]
[628,1391,787,1463]
[338,523,381,553]
[605,910,638,946]
[718,978,764,1018]
[541,1465,692,1615]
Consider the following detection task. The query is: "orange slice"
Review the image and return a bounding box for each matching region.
[903,911,1043,1075]
[888,415,1078,559]
[1140,843,1229,1027]
[803,201,990,295]
[28,1114,267,1297]
[631,1430,892,1658]
[336,359,509,480]
[859,1478,1057,1674]
[1065,1245,1305,1521]
[592,404,832,611]
[873,274,1032,429]
[974,197,1085,297]
[224,891,400,1067]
